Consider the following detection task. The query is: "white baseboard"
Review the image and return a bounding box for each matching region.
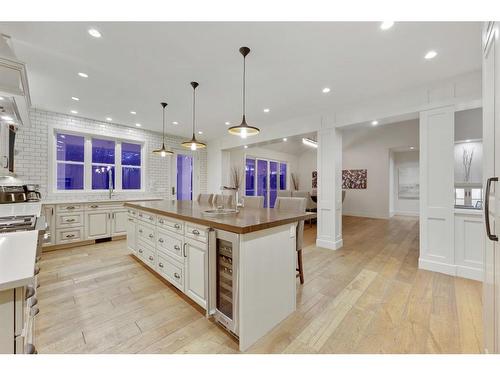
[316,238,343,250]
[419,258,483,281]
[342,211,389,220]
[393,210,419,217]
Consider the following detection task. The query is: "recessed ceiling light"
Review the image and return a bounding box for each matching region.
[424,50,438,60]
[135,123,141,127]
[322,87,331,94]
[263,108,270,113]
[244,145,248,149]
[225,121,231,125]
[130,111,136,115]
[371,120,379,126]
[380,21,394,30]
[283,138,287,142]
[78,72,88,78]
[0,97,4,101]
[410,147,415,150]
[70,110,78,114]
[88,28,102,38]
[465,139,471,143]
[105,117,112,121]
[71,96,80,101]
[198,131,203,135]
[172,121,179,125]
[1,115,13,121]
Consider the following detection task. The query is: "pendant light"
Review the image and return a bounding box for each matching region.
[228,46,260,138]
[181,82,206,150]
[153,102,174,157]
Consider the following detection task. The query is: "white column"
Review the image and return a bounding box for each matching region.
[419,105,455,274]
[316,127,343,250]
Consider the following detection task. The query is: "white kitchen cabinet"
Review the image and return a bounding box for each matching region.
[126,214,137,254]
[157,254,185,292]
[55,212,85,228]
[42,205,55,246]
[111,210,128,236]
[184,238,208,308]
[454,211,484,281]
[86,211,111,240]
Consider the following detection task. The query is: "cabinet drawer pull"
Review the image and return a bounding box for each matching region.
[158,219,165,224]
[65,234,75,238]
[128,218,134,222]
[192,229,200,235]
[159,262,164,268]
[174,223,181,229]
[25,286,35,300]
[66,206,75,210]
[174,272,180,279]
[90,205,99,208]
[148,234,154,239]
[174,245,180,251]
[139,213,143,217]
[65,218,76,222]
[148,256,154,261]
[158,238,164,243]
[138,229,143,233]
[138,249,143,254]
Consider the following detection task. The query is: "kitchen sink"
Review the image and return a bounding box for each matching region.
[202,208,239,216]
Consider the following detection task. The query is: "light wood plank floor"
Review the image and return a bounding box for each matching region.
[36,215,483,354]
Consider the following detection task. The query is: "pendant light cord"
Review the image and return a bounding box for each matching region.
[242,54,246,117]
[192,86,196,136]
[162,106,165,144]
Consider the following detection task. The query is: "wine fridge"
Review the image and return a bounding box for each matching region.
[208,229,239,336]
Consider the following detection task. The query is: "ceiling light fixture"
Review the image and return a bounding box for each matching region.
[244,145,248,149]
[172,121,179,125]
[153,102,174,157]
[410,147,415,150]
[225,121,231,125]
[424,50,438,60]
[198,131,203,135]
[105,117,112,121]
[322,87,331,94]
[302,138,318,148]
[135,123,141,127]
[371,120,379,126]
[70,110,78,114]
[78,72,88,78]
[0,97,5,101]
[71,96,80,101]
[182,82,206,151]
[88,28,102,38]
[228,47,260,138]
[130,111,137,115]
[283,138,287,142]
[1,115,13,121]
[263,108,270,113]
[380,21,394,30]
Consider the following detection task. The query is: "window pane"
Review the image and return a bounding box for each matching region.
[92,138,115,164]
[92,165,115,190]
[280,163,287,190]
[269,161,278,208]
[257,160,268,208]
[177,154,193,200]
[122,142,141,166]
[56,133,84,162]
[122,167,141,190]
[245,158,255,196]
[57,163,84,190]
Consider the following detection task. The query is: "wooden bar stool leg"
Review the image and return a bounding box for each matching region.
[296,249,304,284]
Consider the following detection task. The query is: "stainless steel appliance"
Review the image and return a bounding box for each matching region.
[23,184,41,202]
[208,229,239,336]
[0,184,25,203]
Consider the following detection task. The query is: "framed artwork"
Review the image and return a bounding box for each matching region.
[398,166,419,199]
[342,169,367,189]
[312,170,317,188]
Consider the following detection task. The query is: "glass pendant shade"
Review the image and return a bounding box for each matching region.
[228,46,260,138]
[181,81,206,150]
[153,102,174,157]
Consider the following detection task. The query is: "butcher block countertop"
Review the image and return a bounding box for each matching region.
[124,200,314,234]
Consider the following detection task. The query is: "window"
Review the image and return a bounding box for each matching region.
[53,131,143,192]
[279,162,287,190]
[245,157,287,208]
[56,133,85,190]
[245,158,256,196]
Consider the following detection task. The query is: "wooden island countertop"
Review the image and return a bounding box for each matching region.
[124,200,314,234]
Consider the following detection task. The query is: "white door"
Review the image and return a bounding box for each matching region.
[111,210,128,235]
[86,211,111,239]
[483,21,500,354]
[126,216,136,253]
[184,239,208,308]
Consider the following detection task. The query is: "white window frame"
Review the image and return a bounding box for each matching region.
[49,125,146,194]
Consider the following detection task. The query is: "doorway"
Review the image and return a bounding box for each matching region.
[174,153,193,200]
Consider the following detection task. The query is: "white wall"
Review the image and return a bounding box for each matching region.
[15,108,208,201]
[342,119,419,219]
[297,149,317,192]
[455,107,482,141]
[393,150,420,216]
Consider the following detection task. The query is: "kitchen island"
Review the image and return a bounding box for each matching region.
[124,200,312,351]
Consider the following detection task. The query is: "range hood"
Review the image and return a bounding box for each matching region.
[0,33,31,127]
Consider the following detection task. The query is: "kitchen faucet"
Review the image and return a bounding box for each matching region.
[108,167,114,199]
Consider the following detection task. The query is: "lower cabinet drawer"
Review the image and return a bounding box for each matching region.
[157,229,184,262]
[136,241,156,268]
[185,223,208,244]
[137,222,156,248]
[56,212,85,228]
[157,254,184,292]
[55,227,84,244]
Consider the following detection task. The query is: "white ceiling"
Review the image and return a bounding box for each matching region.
[0,22,482,140]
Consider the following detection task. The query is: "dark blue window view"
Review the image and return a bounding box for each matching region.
[121,142,141,166]
[92,138,115,164]
[269,161,278,208]
[56,133,85,190]
[280,162,287,190]
[122,142,141,190]
[92,165,115,190]
[245,158,256,196]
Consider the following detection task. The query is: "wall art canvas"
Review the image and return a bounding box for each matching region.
[342,169,367,189]
[398,166,419,199]
[312,170,317,189]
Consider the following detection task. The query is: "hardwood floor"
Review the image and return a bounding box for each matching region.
[36,215,483,353]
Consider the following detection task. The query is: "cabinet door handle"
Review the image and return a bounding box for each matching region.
[174,272,180,279]
[174,223,181,229]
[485,177,498,241]
[138,229,143,233]
[192,229,200,235]
[138,249,143,254]
[183,243,187,257]
[158,238,164,243]
[51,207,54,216]
[148,234,154,239]
[174,245,180,251]
[159,262,164,268]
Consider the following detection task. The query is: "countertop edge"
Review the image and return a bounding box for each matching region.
[124,202,314,234]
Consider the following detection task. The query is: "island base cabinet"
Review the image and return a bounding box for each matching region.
[184,239,208,309]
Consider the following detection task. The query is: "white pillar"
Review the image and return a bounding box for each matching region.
[316,127,343,250]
